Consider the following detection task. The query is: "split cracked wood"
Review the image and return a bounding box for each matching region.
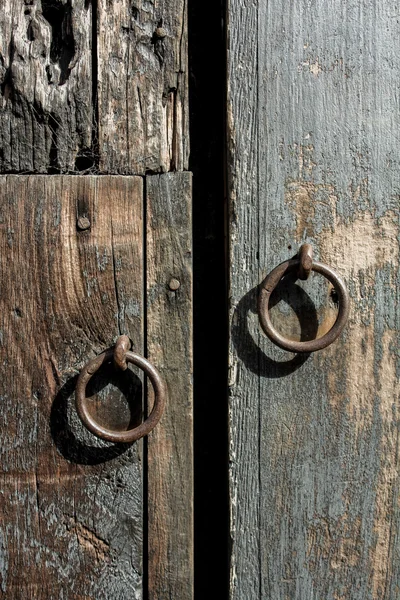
[0,1,92,173]
[0,0,189,175]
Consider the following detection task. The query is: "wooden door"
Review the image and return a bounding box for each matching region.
[0,3,192,599]
[228,1,400,598]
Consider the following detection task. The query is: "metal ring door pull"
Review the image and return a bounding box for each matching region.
[76,336,167,443]
[258,245,350,353]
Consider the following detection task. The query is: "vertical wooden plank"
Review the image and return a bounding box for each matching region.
[0,175,144,599]
[226,1,261,598]
[97,0,189,174]
[0,2,92,173]
[146,172,193,599]
[228,1,400,599]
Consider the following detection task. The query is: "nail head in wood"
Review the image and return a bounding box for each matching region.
[155,27,167,39]
[168,278,181,291]
[77,216,91,231]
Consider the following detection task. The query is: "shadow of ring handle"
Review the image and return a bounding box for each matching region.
[258,257,350,353]
[76,348,167,443]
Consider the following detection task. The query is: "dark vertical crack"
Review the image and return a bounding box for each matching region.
[74,0,99,172]
[137,87,144,122]
[91,0,99,170]
[33,383,42,546]
[126,41,130,172]
[111,220,122,336]
[178,0,187,72]
[170,87,178,172]
[34,470,41,535]
[48,112,60,173]
[142,175,149,600]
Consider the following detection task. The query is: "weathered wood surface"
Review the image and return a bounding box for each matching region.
[98,0,189,174]
[146,173,193,599]
[0,175,144,598]
[0,2,92,173]
[228,1,400,599]
[0,0,189,176]
[0,0,193,594]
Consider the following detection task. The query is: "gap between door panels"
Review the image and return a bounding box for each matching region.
[189,0,229,597]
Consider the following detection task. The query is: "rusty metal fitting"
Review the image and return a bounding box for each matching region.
[258,248,350,353]
[113,335,131,371]
[76,344,167,443]
[297,243,313,280]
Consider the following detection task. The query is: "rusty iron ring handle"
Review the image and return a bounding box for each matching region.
[258,254,350,353]
[76,344,166,443]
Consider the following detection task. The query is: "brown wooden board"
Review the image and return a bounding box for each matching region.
[0,0,193,595]
[146,172,193,599]
[227,1,400,598]
[0,2,92,173]
[0,175,144,598]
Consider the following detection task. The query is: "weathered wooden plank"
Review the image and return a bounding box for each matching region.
[0,175,144,599]
[0,2,92,173]
[98,0,189,174]
[146,172,193,598]
[0,1,189,176]
[228,1,400,599]
[227,2,262,598]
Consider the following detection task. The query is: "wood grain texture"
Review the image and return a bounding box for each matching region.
[228,1,400,599]
[146,173,193,599]
[0,0,189,176]
[0,175,144,599]
[0,2,92,173]
[227,2,261,597]
[98,0,189,174]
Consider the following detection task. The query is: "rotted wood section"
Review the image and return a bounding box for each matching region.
[0,2,92,173]
[0,0,189,175]
[0,173,193,599]
[228,1,400,599]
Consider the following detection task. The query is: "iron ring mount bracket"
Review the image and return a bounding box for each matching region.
[258,245,350,353]
[76,336,167,442]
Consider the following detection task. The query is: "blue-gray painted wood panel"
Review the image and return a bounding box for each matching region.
[228,2,400,598]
